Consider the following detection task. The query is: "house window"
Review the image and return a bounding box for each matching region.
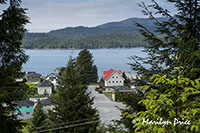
[112,81,114,83]
[112,76,114,78]
[26,112,30,114]
[109,81,111,83]
[116,81,118,83]
[120,81,122,83]
[26,106,29,108]
[116,76,118,78]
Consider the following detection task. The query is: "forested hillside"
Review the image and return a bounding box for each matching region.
[22,17,166,49]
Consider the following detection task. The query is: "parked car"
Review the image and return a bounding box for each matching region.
[98,90,103,94]
[95,87,99,91]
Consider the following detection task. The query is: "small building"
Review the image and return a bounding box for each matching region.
[46,73,58,89]
[26,72,41,83]
[111,86,137,101]
[37,80,52,96]
[41,98,54,113]
[124,72,137,81]
[15,99,35,120]
[103,68,125,87]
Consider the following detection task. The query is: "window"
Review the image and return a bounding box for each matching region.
[116,81,118,83]
[120,81,122,83]
[116,76,118,78]
[112,81,114,83]
[26,106,29,108]
[26,112,30,114]
[109,81,111,83]
[112,76,114,78]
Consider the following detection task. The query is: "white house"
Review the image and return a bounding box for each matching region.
[46,73,58,90]
[103,68,124,87]
[37,80,52,95]
[40,98,54,114]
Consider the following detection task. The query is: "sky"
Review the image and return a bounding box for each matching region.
[0,0,176,32]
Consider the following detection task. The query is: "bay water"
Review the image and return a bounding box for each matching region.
[23,48,146,78]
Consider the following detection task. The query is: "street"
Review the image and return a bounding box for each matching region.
[88,85,126,125]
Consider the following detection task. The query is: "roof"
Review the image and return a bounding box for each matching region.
[27,72,41,78]
[113,86,137,92]
[17,99,34,107]
[37,80,52,87]
[103,68,122,80]
[41,99,51,106]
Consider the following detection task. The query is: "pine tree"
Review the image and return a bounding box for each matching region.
[0,0,29,132]
[130,0,200,81]
[29,100,47,132]
[76,49,98,85]
[48,56,99,132]
[122,72,131,88]
[92,65,98,83]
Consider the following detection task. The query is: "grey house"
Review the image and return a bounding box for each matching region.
[26,72,41,83]
[15,99,35,120]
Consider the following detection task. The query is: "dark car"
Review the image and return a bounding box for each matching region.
[95,87,99,91]
[98,90,103,94]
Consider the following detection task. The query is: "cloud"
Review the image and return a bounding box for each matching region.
[0,0,176,32]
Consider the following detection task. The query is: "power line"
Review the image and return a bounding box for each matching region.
[34,120,100,133]
[33,117,99,130]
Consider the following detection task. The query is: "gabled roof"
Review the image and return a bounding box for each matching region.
[103,68,122,80]
[37,80,52,87]
[41,99,51,106]
[17,99,34,107]
[47,73,56,78]
[27,72,41,78]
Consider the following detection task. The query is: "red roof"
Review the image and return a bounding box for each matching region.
[103,68,122,80]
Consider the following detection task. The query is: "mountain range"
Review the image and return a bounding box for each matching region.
[22,17,167,49]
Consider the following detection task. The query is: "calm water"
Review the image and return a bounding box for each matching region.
[23,48,146,78]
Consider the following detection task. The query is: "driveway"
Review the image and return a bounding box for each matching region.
[88,85,126,125]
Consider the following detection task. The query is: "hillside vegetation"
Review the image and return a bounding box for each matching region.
[22,17,167,49]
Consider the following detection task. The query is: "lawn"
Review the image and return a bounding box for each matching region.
[103,92,112,100]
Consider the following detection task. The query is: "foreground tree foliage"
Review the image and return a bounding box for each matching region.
[77,49,98,85]
[131,67,200,132]
[0,0,29,132]
[48,57,99,132]
[29,100,47,132]
[125,0,200,132]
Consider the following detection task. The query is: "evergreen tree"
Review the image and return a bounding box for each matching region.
[92,65,98,83]
[29,100,47,132]
[0,0,29,132]
[76,49,98,85]
[48,57,99,132]
[125,0,200,132]
[122,72,131,88]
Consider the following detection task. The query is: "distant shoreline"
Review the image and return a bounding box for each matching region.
[22,46,144,50]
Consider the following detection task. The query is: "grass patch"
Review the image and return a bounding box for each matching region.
[25,82,38,87]
[21,118,32,133]
[30,94,47,98]
[103,92,112,97]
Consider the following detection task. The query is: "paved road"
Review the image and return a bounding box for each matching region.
[88,85,126,125]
